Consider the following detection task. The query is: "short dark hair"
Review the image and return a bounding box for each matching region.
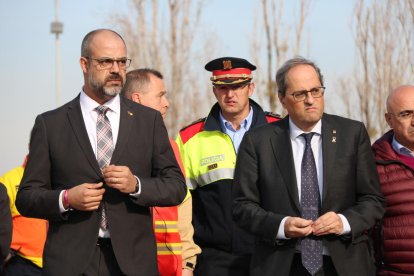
[121,68,164,99]
[276,56,324,95]
[81,29,126,57]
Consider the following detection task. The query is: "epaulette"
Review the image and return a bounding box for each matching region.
[264,111,282,119]
[179,117,206,144]
[179,117,206,132]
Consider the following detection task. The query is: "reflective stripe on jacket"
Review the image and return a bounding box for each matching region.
[153,206,182,276]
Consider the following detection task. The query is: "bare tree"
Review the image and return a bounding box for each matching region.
[251,0,313,113]
[111,0,213,135]
[340,0,414,138]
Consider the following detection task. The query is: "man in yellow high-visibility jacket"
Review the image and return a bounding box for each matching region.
[176,57,280,276]
[1,157,47,275]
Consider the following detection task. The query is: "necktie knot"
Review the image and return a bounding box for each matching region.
[95,105,110,115]
[301,132,315,145]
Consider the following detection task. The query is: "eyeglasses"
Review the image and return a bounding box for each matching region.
[84,57,132,70]
[388,110,414,120]
[288,86,325,102]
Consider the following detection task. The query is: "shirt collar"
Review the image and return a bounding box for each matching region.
[219,107,253,132]
[80,90,120,114]
[391,135,414,157]
[289,118,322,140]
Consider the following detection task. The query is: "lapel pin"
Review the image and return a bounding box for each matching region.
[127,111,133,116]
[332,129,337,143]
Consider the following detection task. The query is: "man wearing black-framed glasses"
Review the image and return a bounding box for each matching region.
[16,29,186,276]
[233,56,385,276]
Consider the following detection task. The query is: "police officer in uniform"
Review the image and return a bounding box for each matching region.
[176,57,280,276]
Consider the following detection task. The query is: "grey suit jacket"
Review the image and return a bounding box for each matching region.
[16,95,187,276]
[233,114,385,276]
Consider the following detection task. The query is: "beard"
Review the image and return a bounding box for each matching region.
[88,73,124,98]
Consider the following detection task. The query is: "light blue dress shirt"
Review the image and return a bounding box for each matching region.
[219,107,253,153]
[392,136,414,157]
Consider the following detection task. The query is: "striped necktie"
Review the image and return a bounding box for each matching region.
[95,105,113,230]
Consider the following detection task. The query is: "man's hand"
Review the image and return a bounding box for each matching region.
[103,165,137,194]
[284,217,314,238]
[66,183,105,211]
[312,211,343,236]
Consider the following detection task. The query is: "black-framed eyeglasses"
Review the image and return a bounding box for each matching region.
[388,110,414,120]
[84,57,132,70]
[288,86,325,102]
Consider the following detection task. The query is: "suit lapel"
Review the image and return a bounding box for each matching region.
[270,117,301,212]
[110,97,133,165]
[321,114,337,205]
[67,95,102,176]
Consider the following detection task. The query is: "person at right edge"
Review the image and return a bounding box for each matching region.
[232,56,385,276]
[176,57,280,276]
[372,85,414,275]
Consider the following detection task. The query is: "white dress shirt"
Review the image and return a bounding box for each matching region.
[276,118,351,254]
[58,91,141,238]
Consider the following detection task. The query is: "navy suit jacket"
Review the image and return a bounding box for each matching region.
[233,114,385,276]
[16,95,187,276]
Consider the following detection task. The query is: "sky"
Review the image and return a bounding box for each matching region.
[0,0,356,174]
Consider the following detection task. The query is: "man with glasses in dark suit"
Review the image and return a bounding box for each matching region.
[16,29,186,276]
[233,57,385,276]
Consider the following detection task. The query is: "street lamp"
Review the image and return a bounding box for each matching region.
[50,0,63,107]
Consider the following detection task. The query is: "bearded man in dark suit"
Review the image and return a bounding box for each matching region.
[16,29,186,276]
[232,57,385,276]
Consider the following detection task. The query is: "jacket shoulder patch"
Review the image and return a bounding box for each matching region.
[179,118,206,144]
[265,111,282,123]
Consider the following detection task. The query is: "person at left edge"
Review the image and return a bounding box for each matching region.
[0,182,12,274]
[1,156,47,276]
[15,29,187,276]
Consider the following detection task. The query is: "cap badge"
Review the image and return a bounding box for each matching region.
[223,60,232,70]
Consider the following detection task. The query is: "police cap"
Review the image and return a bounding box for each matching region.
[205,57,256,86]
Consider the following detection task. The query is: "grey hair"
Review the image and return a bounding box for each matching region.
[121,68,164,99]
[276,56,324,95]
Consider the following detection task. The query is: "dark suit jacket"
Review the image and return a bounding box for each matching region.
[233,114,385,276]
[16,95,187,276]
[0,183,12,271]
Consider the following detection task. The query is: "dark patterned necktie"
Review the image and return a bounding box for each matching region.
[300,132,323,275]
[95,105,114,230]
